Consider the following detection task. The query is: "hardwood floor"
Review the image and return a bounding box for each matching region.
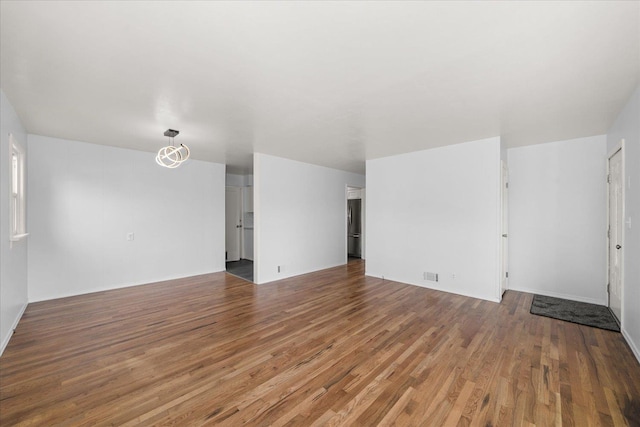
[1,260,639,426]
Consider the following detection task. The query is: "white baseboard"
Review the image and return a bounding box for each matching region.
[28,270,225,303]
[622,327,640,365]
[363,271,501,303]
[508,286,607,306]
[0,302,27,357]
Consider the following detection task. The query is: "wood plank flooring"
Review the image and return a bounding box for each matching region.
[1,260,639,426]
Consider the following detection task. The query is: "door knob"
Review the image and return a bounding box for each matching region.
[236,225,242,228]
[616,244,622,249]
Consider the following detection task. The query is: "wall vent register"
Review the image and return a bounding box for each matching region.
[424,272,439,282]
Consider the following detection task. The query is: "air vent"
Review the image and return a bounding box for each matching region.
[423,272,438,282]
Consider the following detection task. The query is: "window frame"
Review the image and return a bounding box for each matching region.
[9,133,28,242]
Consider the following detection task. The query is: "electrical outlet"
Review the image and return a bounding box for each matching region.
[127,232,135,241]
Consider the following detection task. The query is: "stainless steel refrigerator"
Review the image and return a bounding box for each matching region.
[348,199,362,258]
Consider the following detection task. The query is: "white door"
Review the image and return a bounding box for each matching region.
[225,186,242,262]
[608,149,623,323]
[501,161,509,296]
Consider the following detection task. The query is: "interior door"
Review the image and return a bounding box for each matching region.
[501,161,509,296]
[608,149,623,323]
[225,186,242,262]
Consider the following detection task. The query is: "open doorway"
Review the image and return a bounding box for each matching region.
[347,186,365,261]
[225,175,254,282]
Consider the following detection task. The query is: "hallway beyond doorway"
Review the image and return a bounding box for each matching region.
[226,259,253,282]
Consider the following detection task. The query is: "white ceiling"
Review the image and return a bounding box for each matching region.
[1,1,638,174]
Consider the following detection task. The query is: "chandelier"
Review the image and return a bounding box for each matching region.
[156,129,190,168]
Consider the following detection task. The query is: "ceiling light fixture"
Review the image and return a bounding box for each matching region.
[156,129,190,168]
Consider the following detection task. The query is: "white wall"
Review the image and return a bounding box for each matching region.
[28,135,226,302]
[366,137,502,302]
[0,91,29,355]
[361,189,366,260]
[508,136,607,304]
[607,86,640,362]
[254,153,365,284]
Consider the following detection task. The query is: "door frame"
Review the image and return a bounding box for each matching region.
[500,160,509,297]
[346,185,365,263]
[606,139,625,325]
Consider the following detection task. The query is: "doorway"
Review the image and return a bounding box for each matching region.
[608,145,624,324]
[225,183,254,282]
[347,186,365,260]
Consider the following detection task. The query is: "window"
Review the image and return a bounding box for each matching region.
[9,134,27,242]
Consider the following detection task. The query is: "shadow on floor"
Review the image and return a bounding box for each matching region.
[226,259,253,282]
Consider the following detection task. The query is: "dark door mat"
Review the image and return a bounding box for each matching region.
[530,294,620,332]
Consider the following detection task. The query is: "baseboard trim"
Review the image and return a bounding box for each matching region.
[508,286,607,306]
[256,261,347,285]
[0,302,27,357]
[622,328,640,365]
[363,271,500,303]
[28,270,225,303]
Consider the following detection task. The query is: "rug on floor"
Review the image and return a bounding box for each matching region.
[530,294,620,332]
